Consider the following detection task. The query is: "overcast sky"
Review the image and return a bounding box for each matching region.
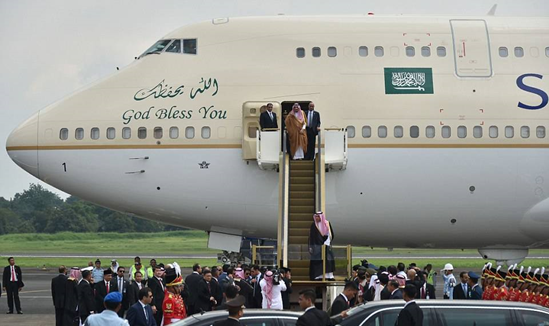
[0,0,547,200]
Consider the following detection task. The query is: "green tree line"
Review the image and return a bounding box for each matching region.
[0,184,183,234]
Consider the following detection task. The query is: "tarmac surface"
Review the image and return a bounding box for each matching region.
[0,267,461,326]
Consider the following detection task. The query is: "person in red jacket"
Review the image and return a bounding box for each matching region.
[162,263,186,325]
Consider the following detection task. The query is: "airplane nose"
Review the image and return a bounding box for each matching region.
[6,112,39,178]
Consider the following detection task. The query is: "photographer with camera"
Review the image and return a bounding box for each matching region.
[259,269,287,309]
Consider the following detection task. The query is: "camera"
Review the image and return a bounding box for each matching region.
[272,269,281,285]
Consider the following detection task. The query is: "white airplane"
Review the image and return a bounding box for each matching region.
[6,14,549,266]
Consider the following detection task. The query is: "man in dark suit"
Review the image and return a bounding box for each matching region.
[379,273,391,300]
[395,285,423,326]
[195,270,216,313]
[304,102,321,160]
[128,271,146,306]
[280,268,292,310]
[148,266,166,326]
[126,287,157,326]
[184,263,202,315]
[297,289,331,326]
[330,281,358,316]
[453,271,469,299]
[213,295,246,326]
[77,269,95,322]
[387,280,403,300]
[215,285,238,311]
[3,257,24,314]
[94,268,117,313]
[114,266,130,317]
[210,266,223,308]
[51,265,67,326]
[259,103,278,130]
[249,264,263,308]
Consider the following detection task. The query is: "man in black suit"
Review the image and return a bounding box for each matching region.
[395,284,423,326]
[210,266,223,308]
[304,102,321,160]
[280,268,292,310]
[452,271,469,300]
[297,289,331,326]
[126,287,157,326]
[387,280,403,299]
[249,264,263,308]
[148,266,165,326]
[259,103,278,130]
[51,265,67,326]
[94,268,117,313]
[215,285,239,311]
[77,269,95,322]
[195,269,217,313]
[3,257,24,314]
[114,266,130,317]
[330,281,358,316]
[379,273,391,300]
[184,263,202,315]
[128,271,146,306]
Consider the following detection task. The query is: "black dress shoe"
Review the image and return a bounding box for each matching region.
[6,311,13,314]
[17,311,23,314]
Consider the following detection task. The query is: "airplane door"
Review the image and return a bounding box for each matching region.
[242,102,280,160]
[450,20,493,77]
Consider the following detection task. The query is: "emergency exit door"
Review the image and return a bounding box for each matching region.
[450,20,493,77]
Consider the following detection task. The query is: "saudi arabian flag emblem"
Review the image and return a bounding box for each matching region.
[384,68,434,94]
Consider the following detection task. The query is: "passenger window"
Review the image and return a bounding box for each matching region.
[347,126,355,138]
[122,127,131,139]
[75,128,84,140]
[410,126,419,138]
[166,39,181,53]
[546,47,549,57]
[442,126,451,138]
[421,46,431,57]
[437,46,446,57]
[185,126,195,139]
[91,127,100,140]
[515,47,524,57]
[394,126,403,138]
[328,46,337,57]
[489,126,498,138]
[406,46,415,57]
[473,126,483,138]
[359,46,368,57]
[505,126,514,138]
[60,128,68,140]
[106,127,116,140]
[312,47,321,57]
[296,47,305,58]
[536,126,546,138]
[499,47,508,57]
[375,46,384,57]
[426,126,435,138]
[201,126,211,139]
[362,126,371,138]
[183,39,197,54]
[169,127,179,139]
[521,126,530,138]
[138,127,147,139]
[518,310,549,326]
[154,127,163,139]
[438,308,512,326]
[378,126,387,138]
[457,126,467,138]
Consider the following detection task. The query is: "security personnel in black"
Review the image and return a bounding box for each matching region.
[51,265,68,326]
[304,102,321,160]
[213,295,246,326]
[259,103,278,130]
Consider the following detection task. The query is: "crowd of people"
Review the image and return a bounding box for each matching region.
[441,262,549,306]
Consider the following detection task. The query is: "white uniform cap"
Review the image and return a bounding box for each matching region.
[444,263,454,271]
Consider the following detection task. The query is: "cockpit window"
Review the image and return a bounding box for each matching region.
[166,40,182,53]
[183,39,197,54]
[140,39,172,57]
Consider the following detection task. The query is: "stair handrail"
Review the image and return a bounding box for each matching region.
[278,130,290,268]
[315,130,322,213]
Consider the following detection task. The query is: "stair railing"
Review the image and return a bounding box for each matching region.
[315,130,322,213]
[277,130,290,268]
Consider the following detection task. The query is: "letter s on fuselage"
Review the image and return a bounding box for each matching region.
[517,73,549,110]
